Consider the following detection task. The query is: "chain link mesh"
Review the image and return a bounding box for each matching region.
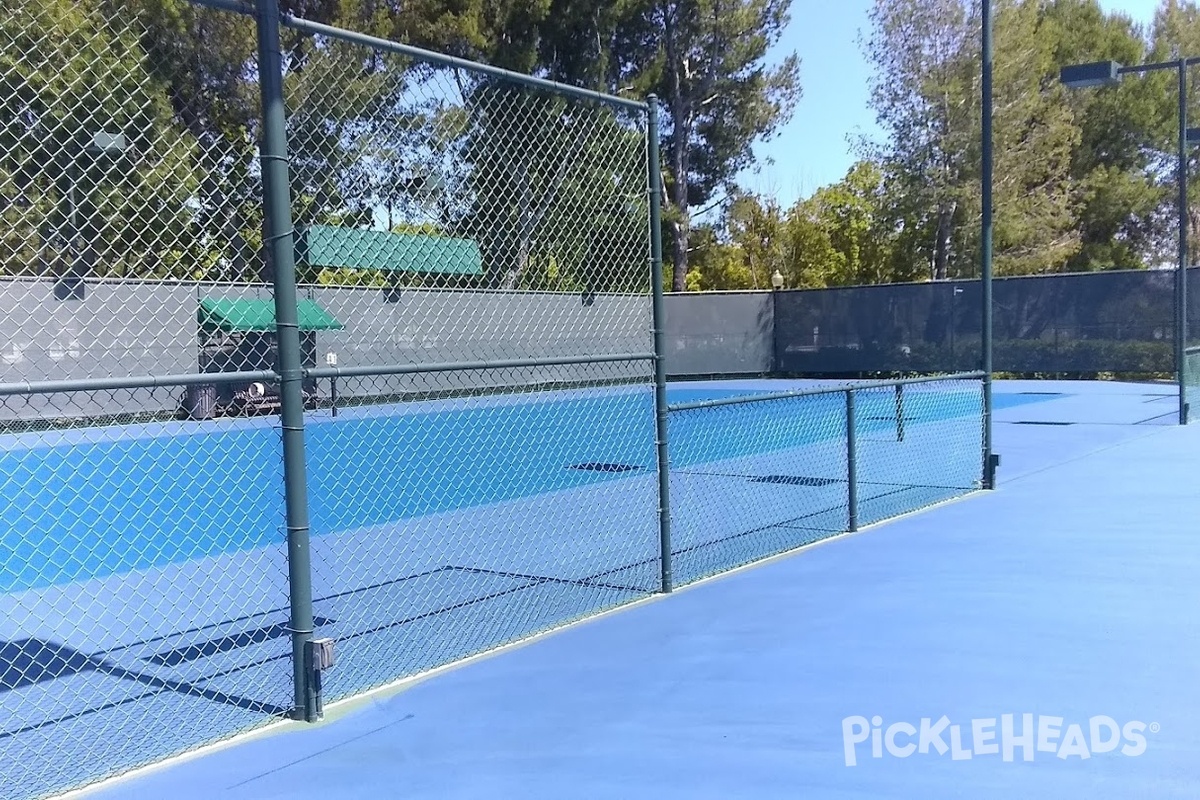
[0,385,291,800]
[308,362,660,701]
[283,31,652,400]
[278,28,658,703]
[668,392,849,586]
[0,3,993,799]
[851,378,984,525]
[0,3,296,799]
[667,376,984,588]
[0,0,268,422]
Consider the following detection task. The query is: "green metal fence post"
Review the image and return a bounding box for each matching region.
[256,0,318,722]
[1178,60,1190,425]
[846,390,858,532]
[648,95,673,593]
[981,0,996,487]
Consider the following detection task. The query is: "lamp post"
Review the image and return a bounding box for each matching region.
[1061,58,1194,425]
[771,270,784,375]
[982,0,996,487]
[59,131,127,300]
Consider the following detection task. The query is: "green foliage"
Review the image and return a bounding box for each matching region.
[861,0,977,280]
[852,0,1174,281]
[458,85,649,292]
[0,0,805,295]
[684,0,1190,293]
[314,267,390,287]
[677,226,749,290]
[679,162,922,291]
[725,194,787,289]
[782,207,842,289]
[614,0,802,289]
[0,0,212,279]
[794,161,906,286]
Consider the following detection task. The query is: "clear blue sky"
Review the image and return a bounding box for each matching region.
[743,0,1162,208]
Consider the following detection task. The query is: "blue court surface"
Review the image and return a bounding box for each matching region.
[10,379,1200,799]
[0,381,1022,593]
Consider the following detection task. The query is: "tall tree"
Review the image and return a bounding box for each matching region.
[459,85,648,291]
[782,161,912,287]
[864,0,1091,279]
[1042,0,1162,271]
[1151,0,1200,260]
[862,0,977,280]
[1,0,204,279]
[726,193,787,289]
[985,0,1083,275]
[684,224,752,290]
[615,0,801,290]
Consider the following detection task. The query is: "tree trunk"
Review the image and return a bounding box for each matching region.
[667,97,692,290]
[663,1,690,291]
[932,201,956,280]
[498,129,588,291]
[671,220,688,290]
[1189,205,1200,264]
[499,168,535,290]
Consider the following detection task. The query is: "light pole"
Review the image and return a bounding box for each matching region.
[771,270,784,375]
[58,131,127,300]
[1061,58,1194,425]
[982,0,996,487]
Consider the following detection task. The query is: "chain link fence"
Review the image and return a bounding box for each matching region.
[0,381,292,800]
[0,2,993,799]
[307,363,662,702]
[0,3,297,799]
[0,2,662,797]
[280,17,652,401]
[273,17,661,705]
[666,374,985,587]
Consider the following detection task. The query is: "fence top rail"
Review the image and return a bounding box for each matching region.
[278,14,649,113]
[0,371,280,398]
[667,371,987,413]
[764,266,1200,297]
[306,352,656,380]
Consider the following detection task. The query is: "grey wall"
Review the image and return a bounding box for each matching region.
[6,269,1190,422]
[309,287,653,397]
[662,292,774,376]
[0,280,654,420]
[0,279,198,420]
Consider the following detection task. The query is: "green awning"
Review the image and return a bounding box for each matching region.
[199,297,344,332]
[296,224,484,276]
